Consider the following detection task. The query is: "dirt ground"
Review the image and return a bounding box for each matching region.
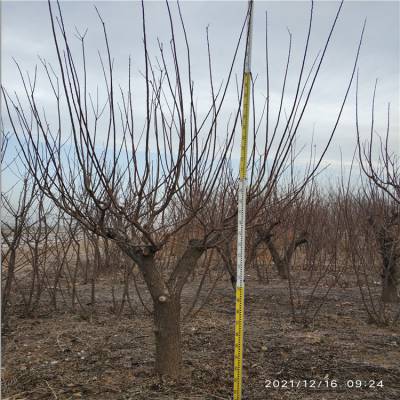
[2,273,400,400]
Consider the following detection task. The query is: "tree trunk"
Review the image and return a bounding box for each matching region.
[381,258,400,303]
[382,278,399,303]
[368,214,399,303]
[265,238,289,279]
[2,247,16,326]
[153,296,182,378]
[264,234,307,280]
[276,261,289,279]
[375,220,400,303]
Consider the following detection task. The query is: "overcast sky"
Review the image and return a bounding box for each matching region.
[1,0,399,190]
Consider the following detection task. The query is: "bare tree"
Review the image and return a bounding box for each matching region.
[356,76,400,303]
[1,174,38,328]
[2,0,366,377]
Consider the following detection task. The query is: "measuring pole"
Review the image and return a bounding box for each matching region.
[233,1,253,400]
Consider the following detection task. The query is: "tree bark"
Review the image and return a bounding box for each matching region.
[371,216,400,303]
[382,276,399,303]
[264,237,289,279]
[380,239,400,303]
[262,232,307,280]
[153,295,182,378]
[2,247,16,325]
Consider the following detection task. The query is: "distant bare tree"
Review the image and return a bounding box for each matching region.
[356,77,400,303]
[1,174,38,328]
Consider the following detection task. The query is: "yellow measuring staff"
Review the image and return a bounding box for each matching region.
[234,2,253,400]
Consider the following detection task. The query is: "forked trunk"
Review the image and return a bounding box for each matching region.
[113,237,206,379]
[265,238,289,279]
[153,296,182,378]
[265,234,307,280]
